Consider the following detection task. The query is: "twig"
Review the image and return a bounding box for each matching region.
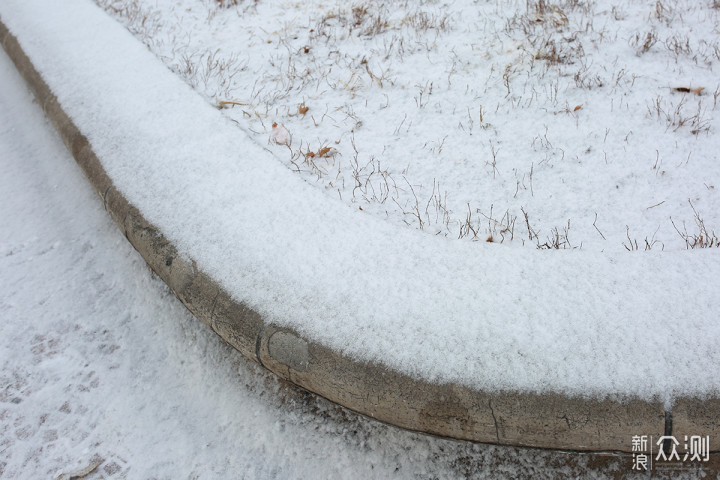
[217,99,250,108]
[593,213,606,240]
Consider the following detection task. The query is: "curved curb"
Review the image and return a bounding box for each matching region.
[2,17,717,454]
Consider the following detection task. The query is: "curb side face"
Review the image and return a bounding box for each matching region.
[257,325,665,451]
[490,393,665,451]
[257,324,503,446]
[673,397,720,454]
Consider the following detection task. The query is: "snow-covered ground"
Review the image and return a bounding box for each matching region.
[95,0,720,251]
[0,43,673,480]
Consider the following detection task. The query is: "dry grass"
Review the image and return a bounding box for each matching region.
[672,200,720,248]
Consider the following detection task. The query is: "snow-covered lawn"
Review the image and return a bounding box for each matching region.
[0,43,670,480]
[96,0,720,251]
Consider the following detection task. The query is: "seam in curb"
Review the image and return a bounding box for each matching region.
[209,289,220,322]
[663,408,673,455]
[255,323,267,368]
[102,185,112,212]
[488,398,500,443]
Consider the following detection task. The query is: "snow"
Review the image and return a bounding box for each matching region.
[270,122,291,146]
[0,44,665,479]
[0,0,718,406]
[92,0,720,252]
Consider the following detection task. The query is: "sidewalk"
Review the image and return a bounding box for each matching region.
[2,0,719,453]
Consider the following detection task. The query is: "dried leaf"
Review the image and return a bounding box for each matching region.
[298,104,309,115]
[573,104,582,111]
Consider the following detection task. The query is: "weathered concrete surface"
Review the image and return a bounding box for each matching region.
[258,325,500,444]
[257,325,666,451]
[0,15,707,453]
[490,392,665,451]
[673,397,720,454]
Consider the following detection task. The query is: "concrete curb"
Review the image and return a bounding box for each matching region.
[2,17,716,454]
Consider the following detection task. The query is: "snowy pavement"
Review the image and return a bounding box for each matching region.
[0,43,668,479]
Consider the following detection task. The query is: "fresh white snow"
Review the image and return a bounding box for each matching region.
[94,0,720,252]
[0,0,718,404]
[0,44,666,479]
